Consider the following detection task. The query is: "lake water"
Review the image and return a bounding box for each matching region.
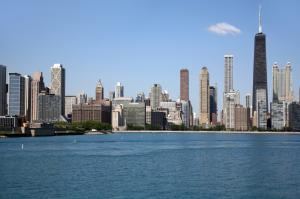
[1,132,300,199]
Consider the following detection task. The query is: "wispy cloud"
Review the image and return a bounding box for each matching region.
[208,22,241,36]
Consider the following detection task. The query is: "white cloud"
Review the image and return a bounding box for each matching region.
[208,22,241,36]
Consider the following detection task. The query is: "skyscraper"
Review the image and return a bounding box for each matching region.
[115,82,124,98]
[223,90,240,129]
[50,64,65,115]
[224,55,233,93]
[95,80,104,102]
[245,93,252,122]
[209,86,218,125]
[199,67,210,126]
[0,65,6,116]
[38,93,61,122]
[245,93,251,108]
[180,69,189,101]
[252,7,268,113]
[8,73,25,116]
[65,95,77,119]
[150,84,162,110]
[31,72,45,122]
[23,75,32,121]
[272,62,293,102]
[256,88,267,129]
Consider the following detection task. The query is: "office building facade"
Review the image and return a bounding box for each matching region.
[31,72,45,122]
[199,67,210,126]
[252,8,268,114]
[0,65,7,115]
[38,93,61,122]
[224,55,234,93]
[150,84,162,110]
[180,69,189,101]
[8,73,25,116]
[50,64,65,115]
[115,82,124,98]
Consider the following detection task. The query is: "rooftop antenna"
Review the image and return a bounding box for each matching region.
[259,5,262,33]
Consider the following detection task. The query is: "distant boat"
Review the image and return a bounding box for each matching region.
[21,144,24,150]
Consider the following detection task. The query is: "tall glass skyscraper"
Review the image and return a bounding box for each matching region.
[0,65,7,116]
[8,73,25,116]
[252,7,268,114]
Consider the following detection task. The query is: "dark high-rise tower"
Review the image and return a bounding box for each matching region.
[252,6,268,113]
[0,65,7,115]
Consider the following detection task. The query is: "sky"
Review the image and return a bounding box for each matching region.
[1,0,300,116]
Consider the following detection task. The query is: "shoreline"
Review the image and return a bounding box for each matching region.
[2,130,300,138]
[113,130,300,135]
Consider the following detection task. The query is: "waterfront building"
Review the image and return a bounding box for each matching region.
[234,105,249,131]
[146,105,152,124]
[223,90,240,129]
[23,75,31,122]
[160,101,183,125]
[209,86,218,125]
[189,103,194,127]
[180,69,189,101]
[0,115,21,128]
[150,84,162,110]
[0,65,7,115]
[95,80,104,103]
[50,64,65,115]
[72,100,111,124]
[151,111,167,130]
[256,88,267,129]
[8,73,25,117]
[252,7,268,114]
[181,100,190,128]
[272,62,293,102]
[199,67,210,126]
[122,102,145,128]
[271,101,287,130]
[65,96,77,120]
[288,102,300,131]
[245,93,252,118]
[31,72,45,122]
[193,113,199,126]
[112,104,124,131]
[115,82,124,98]
[224,55,234,93]
[38,93,61,122]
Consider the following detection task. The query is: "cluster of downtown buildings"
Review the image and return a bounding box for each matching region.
[1,12,300,132]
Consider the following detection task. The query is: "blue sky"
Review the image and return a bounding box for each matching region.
[1,0,299,116]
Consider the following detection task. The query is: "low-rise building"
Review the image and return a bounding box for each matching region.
[72,101,111,124]
[234,105,249,131]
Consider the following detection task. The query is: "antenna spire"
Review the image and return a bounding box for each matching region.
[259,5,262,33]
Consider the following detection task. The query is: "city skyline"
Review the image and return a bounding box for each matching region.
[1,0,300,116]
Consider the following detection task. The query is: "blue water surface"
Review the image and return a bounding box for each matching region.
[1,132,300,199]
